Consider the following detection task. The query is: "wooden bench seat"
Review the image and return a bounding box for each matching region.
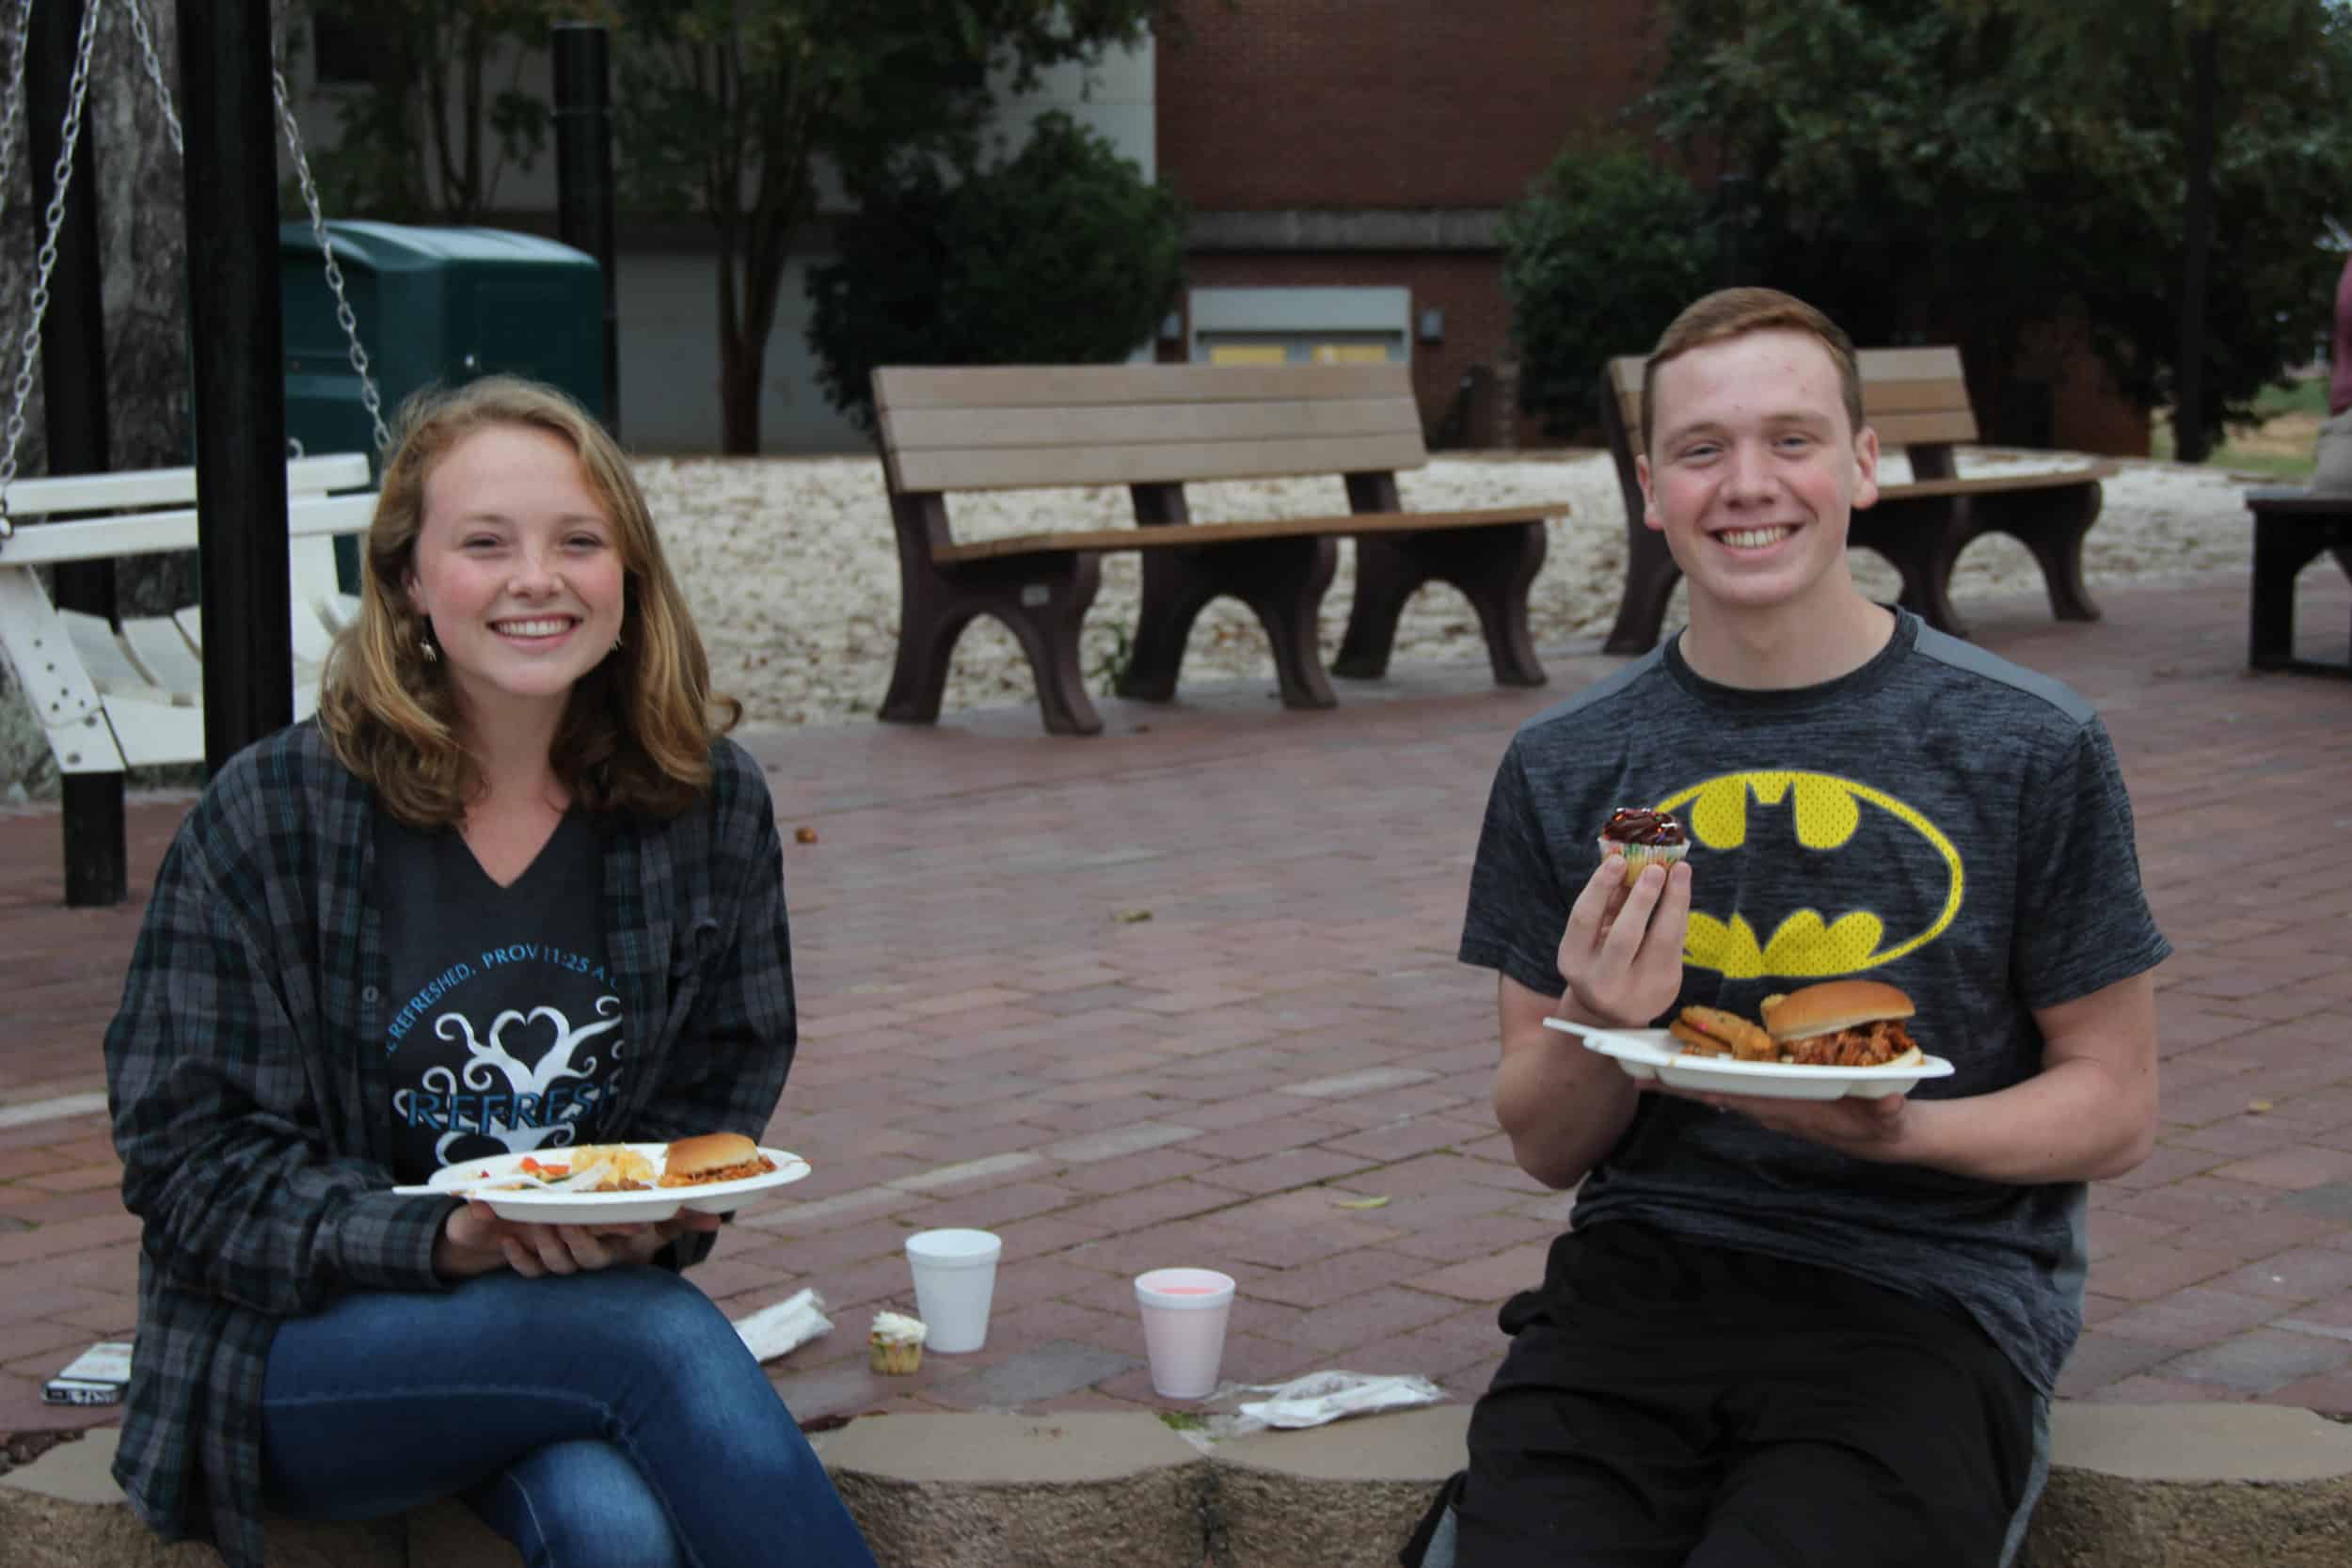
[871,362,1566,735]
[0,453,374,773]
[1597,347,2117,652]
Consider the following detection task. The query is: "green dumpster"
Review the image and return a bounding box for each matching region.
[279,222,607,589]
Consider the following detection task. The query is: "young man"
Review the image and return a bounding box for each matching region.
[1448,289,2168,1567]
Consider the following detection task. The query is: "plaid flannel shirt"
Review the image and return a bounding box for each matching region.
[102,722,796,1568]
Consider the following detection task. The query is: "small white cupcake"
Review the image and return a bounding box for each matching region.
[868,1309,927,1374]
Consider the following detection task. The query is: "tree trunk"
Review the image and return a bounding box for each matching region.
[2172,24,2217,466]
[715,224,764,454]
[718,329,762,453]
[0,6,191,799]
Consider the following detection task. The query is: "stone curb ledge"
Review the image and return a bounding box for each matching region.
[6,1404,2351,1566]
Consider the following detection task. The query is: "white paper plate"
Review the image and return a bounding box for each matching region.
[1542,1018,1954,1101]
[396,1143,811,1223]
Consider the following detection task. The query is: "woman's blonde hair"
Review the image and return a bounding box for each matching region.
[317,375,740,825]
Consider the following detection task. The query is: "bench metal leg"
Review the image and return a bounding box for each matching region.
[1334,522,1548,687]
[1855,496,1970,639]
[2249,518,2324,670]
[1999,485,2105,623]
[1118,536,1339,710]
[1602,521,1680,655]
[880,551,1105,736]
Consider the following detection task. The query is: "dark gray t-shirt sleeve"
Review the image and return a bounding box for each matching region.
[1459,736,1574,1001]
[2010,717,2170,1010]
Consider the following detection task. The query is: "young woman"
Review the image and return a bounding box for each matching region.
[103,377,876,1568]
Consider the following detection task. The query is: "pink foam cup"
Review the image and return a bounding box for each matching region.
[1134,1268,1236,1400]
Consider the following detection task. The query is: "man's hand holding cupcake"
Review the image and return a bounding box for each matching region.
[1553,816,1692,1030]
[1597,807,1690,888]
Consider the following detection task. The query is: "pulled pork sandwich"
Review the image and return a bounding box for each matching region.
[657,1132,777,1188]
[1758,981,1923,1069]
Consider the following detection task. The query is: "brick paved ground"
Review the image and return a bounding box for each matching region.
[2,563,2348,1438]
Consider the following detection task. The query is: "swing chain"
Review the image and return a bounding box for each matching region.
[0,0,102,542]
[272,65,389,454]
[121,0,182,157]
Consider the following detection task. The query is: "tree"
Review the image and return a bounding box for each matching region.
[1645,0,2352,454]
[1499,143,1721,438]
[611,0,1174,454]
[1962,0,2352,462]
[804,110,1183,432]
[290,1,562,223]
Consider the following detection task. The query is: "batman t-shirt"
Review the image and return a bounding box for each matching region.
[373,807,628,1184]
[1458,610,2169,1395]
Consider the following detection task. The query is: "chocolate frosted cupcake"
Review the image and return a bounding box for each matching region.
[1597,807,1689,888]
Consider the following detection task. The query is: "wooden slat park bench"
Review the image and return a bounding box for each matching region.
[0,453,374,774]
[1597,347,2117,652]
[870,362,1565,735]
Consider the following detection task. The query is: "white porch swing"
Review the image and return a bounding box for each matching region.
[0,0,383,775]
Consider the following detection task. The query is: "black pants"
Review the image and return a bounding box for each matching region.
[1456,1223,2038,1568]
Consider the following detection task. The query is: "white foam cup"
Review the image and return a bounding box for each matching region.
[904,1228,1003,1354]
[1134,1268,1236,1400]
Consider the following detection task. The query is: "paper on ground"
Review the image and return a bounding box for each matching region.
[1234,1370,1445,1430]
[732,1288,832,1363]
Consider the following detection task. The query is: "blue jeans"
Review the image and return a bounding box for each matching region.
[260,1266,876,1568]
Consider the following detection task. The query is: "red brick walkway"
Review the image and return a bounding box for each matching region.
[4,565,2350,1434]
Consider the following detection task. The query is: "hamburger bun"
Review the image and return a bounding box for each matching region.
[658,1132,775,1188]
[1759,980,1915,1041]
[1759,981,1923,1069]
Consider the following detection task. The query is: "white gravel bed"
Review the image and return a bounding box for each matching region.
[641,449,2261,732]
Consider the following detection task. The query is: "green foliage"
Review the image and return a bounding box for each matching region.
[1499,145,1722,437]
[608,0,1176,452]
[804,112,1184,431]
[1089,621,1135,696]
[1643,0,2352,450]
[288,2,561,223]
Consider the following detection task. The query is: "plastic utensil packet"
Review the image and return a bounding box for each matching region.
[731,1288,833,1363]
[1233,1370,1445,1431]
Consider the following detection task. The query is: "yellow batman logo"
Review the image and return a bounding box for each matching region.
[1656,771,1962,979]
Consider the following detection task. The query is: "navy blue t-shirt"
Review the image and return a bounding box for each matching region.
[373,807,628,1181]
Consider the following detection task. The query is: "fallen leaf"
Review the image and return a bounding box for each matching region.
[1115,909,1153,924]
[794,826,818,845]
[2249,1099,2274,1114]
[1330,1195,1391,1210]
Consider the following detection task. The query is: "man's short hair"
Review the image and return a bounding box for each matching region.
[1642,287,1865,454]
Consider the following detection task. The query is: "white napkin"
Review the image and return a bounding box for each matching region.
[1234,1370,1445,1430]
[731,1288,833,1363]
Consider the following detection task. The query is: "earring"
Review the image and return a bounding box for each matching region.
[419,623,439,663]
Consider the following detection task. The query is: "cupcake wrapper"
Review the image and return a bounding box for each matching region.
[1600,838,1689,886]
[869,1339,923,1375]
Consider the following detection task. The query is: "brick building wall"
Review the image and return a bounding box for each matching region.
[1157,0,1658,210]
[1154,1,1658,446]
[1152,0,2151,457]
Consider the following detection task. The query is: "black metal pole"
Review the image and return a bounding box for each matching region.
[29,0,124,907]
[552,22,619,434]
[178,0,293,771]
